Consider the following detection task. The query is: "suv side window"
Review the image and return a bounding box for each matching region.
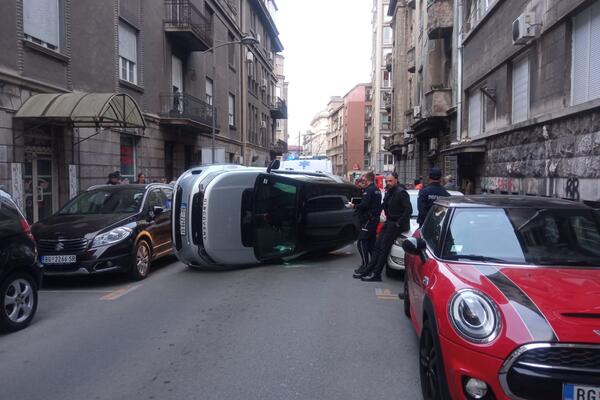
[161,188,173,210]
[421,205,447,256]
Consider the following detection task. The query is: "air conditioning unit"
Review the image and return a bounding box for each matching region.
[512,12,537,45]
[429,137,438,150]
[260,121,267,129]
[246,51,254,64]
[407,143,415,154]
[413,106,421,118]
[261,78,268,90]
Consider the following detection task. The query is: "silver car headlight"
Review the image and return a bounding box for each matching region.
[91,227,133,248]
[449,289,501,343]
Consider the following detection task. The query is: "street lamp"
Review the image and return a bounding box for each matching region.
[200,34,259,164]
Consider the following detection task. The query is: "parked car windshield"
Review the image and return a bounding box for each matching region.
[58,188,145,215]
[443,207,600,266]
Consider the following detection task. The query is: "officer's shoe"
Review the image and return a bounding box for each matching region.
[361,274,382,282]
[353,270,368,279]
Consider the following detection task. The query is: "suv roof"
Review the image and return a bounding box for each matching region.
[435,195,590,210]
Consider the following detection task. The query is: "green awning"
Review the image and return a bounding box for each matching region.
[15,92,146,128]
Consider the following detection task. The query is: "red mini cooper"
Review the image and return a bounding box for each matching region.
[402,196,600,400]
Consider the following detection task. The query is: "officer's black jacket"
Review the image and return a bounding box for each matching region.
[355,182,382,223]
[417,182,450,225]
[382,184,412,232]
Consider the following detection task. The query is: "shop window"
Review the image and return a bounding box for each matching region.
[120,135,136,183]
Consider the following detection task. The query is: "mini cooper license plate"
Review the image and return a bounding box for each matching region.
[41,255,76,264]
[563,384,600,400]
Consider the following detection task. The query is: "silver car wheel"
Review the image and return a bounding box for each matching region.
[4,278,35,323]
[136,243,150,277]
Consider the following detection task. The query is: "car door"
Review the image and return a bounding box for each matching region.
[145,189,170,256]
[410,205,448,331]
[160,187,174,252]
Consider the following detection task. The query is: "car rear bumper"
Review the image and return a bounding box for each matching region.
[439,335,507,399]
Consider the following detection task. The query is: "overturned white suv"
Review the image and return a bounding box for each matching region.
[172,164,361,269]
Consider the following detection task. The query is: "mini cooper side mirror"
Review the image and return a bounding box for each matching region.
[402,237,426,256]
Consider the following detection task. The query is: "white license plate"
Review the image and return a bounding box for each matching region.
[563,384,600,400]
[41,255,76,264]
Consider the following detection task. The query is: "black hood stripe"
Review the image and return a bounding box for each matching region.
[474,265,558,342]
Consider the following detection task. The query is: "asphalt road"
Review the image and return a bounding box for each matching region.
[0,247,421,400]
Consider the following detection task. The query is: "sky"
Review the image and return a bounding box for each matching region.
[276,0,373,147]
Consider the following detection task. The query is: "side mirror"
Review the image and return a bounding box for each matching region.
[267,159,280,173]
[153,206,164,216]
[402,237,426,256]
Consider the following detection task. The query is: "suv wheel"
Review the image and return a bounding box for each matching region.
[130,240,152,280]
[0,273,38,333]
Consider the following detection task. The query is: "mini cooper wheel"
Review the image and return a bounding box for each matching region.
[403,276,410,318]
[419,320,449,400]
[0,273,38,333]
[131,240,152,281]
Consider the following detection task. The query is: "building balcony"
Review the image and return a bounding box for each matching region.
[164,0,213,52]
[326,144,343,156]
[423,88,452,118]
[385,53,393,72]
[159,92,216,132]
[270,97,288,119]
[407,46,415,73]
[270,139,288,155]
[405,108,416,128]
[427,0,454,40]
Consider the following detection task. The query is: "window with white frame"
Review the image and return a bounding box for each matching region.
[118,22,138,84]
[23,0,61,50]
[512,56,530,124]
[228,93,235,127]
[206,78,213,105]
[468,0,494,29]
[572,1,600,106]
[468,90,482,137]
[383,26,393,45]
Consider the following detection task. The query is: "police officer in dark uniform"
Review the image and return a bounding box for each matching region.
[349,172,382,276]
[357,172,412,282]
[417,167,450,226]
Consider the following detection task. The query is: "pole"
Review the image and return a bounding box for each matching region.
[211,47,216,164]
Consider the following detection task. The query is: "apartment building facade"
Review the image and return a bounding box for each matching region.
[386,0,458,185]
[0,0,286,223]
[273,53,288,156]
[326,97,344,176]
[371,0,395,173]
[305,109,329,157]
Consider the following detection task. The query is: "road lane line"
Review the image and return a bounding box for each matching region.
[377,295,399,301]
[375,288,399,300]
[100,285,141,300]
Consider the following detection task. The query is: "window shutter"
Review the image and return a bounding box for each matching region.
[24,0,59,47]
[589,2,600,101]
[572,9,590,105]
[468,91,481,137]
[512,57,529,123]
[118,23,137,63]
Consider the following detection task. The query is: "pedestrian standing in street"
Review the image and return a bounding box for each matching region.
[106,171,121,185]
[417,167,450,227]
[356,172,412,282]
[349,172,382,277]
[136,173,146,184]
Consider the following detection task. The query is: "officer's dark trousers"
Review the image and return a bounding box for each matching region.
[364,221,399,277]
[356,220,378,271]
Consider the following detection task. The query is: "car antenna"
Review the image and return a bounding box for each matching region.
[267,159,280,174]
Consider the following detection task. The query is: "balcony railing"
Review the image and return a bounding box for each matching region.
[270,97,288,119]
[164,0,213,51]
[427,0,453,40]
[159,92,214,129]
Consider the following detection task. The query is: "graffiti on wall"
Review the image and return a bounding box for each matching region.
[565,178,580,201]
[482,176,600,202]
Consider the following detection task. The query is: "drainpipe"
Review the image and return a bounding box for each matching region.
[455,0,464,143]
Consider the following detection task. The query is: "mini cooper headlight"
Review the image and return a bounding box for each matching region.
[449,289,501,343]
[91,227,133,248]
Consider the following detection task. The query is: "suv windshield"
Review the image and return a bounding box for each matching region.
[443,207,600,266]
[58,188,145,215]
[253,176,299,260]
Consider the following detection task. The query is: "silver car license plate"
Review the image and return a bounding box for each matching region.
[41,255,76,264]
[563,384,600,400]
